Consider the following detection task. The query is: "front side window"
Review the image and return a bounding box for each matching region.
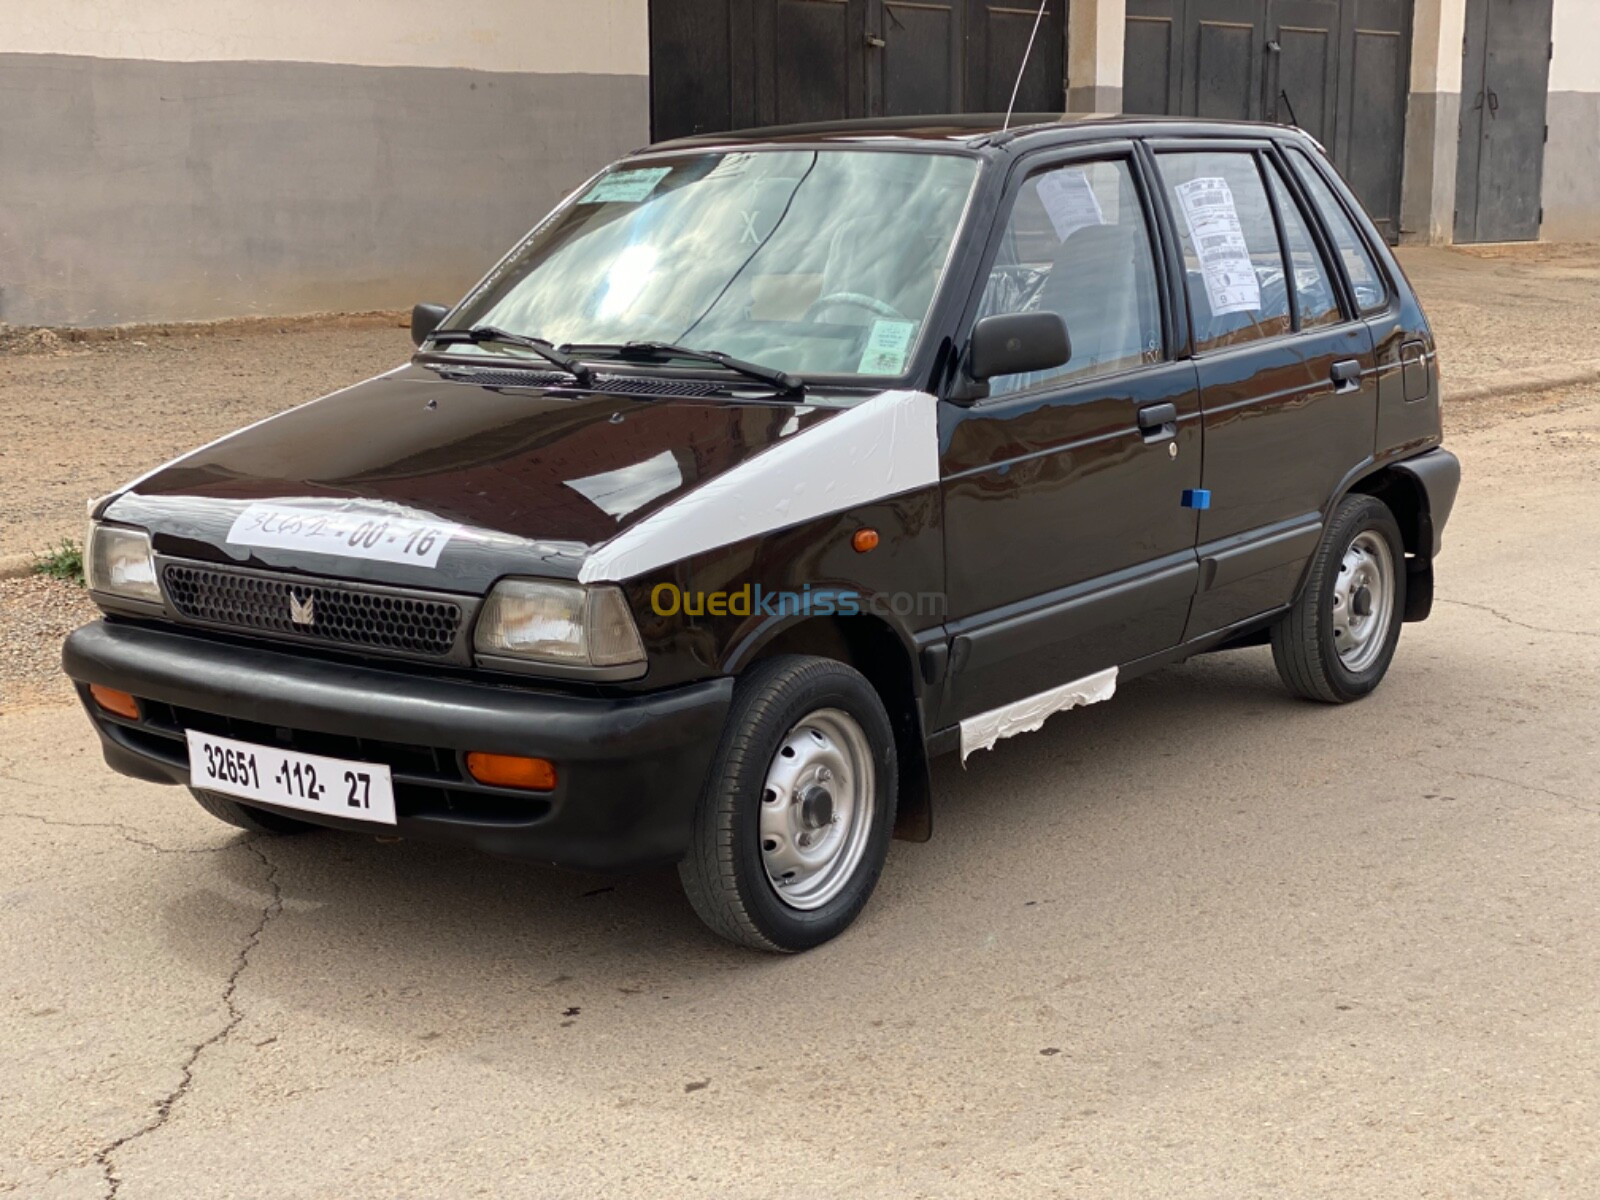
[977,158,1164,395]
[1286,146,1387,313]
[1157,150,1291,353]
[441,149,980,385]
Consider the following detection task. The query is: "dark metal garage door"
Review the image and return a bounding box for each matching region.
[649,1,1066,142]
[1123,0,1411,241]
[1454,0,1554,243]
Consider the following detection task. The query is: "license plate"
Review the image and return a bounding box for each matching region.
[185,730,397,825]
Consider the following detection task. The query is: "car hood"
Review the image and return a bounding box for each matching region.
[104,362,842,592]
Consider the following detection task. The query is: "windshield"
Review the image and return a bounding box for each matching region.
[440,149,980,381]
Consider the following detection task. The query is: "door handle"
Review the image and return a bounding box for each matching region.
[1137,402,1178,440]
[864,33,886,48]
[1331,359,1363,393]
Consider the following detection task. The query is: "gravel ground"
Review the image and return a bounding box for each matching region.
[0,576,98,712]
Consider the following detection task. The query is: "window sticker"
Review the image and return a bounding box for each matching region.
[580,166,673,205]
[1036,168,1105,242]
[857,319,917,376]
[1174,176,1262,316]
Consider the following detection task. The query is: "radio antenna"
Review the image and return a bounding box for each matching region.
[1003,0,1051,132]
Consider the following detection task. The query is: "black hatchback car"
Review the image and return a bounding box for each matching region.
[65,115,1459,951]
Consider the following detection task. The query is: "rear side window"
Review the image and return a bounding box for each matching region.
[1286,146,1387,313]
[977,158,1164,394]
[1265,159,1341,329]
[1157,151,1291,352]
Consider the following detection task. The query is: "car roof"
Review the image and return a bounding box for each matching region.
[648,113,1323,154]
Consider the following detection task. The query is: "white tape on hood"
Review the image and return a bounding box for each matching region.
[959,667,1118,762]
[578,389,940,584]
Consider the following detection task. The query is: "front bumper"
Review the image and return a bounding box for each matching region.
[62,621,733,871]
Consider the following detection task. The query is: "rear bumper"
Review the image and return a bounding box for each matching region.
[62,621,733,871]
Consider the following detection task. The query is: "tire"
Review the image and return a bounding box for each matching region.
[678,655,898,953]
[1271,494,1407,703]
[189,788,319,835]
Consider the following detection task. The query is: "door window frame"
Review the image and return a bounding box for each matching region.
[1277,141,1396,317]
[948,139,1178,408]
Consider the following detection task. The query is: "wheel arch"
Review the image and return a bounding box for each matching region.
[1342,459,1442,622]
[729,612,933,843]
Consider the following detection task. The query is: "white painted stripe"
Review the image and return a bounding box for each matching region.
[8,0,649,76]
[578,390,941,584]
[959,667,1118,762]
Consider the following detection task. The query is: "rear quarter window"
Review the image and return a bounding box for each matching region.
[1285,146,1388,314]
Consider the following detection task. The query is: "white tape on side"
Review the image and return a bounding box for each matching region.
[577,389,940,584]
[959,667,1118,763]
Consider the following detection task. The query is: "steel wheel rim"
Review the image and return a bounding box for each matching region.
[758,707,875,911]
[1331,530,1395,673]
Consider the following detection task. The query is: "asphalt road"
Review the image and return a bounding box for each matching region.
[3,387,1597,1199]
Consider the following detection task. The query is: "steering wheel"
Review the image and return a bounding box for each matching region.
[804,292,911,323]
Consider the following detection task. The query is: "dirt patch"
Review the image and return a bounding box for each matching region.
[0,576,99,712]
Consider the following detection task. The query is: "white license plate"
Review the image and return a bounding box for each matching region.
[186,730,397,825]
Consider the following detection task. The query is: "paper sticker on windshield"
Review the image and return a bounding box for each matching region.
[580,167,672,205]
[226,504,459,568]
[1037,168,1105,242]
[857,319,917,376]
[1174,176,1261,316]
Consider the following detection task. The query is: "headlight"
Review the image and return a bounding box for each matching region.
[474,579,645,669]
[85,523,161,604]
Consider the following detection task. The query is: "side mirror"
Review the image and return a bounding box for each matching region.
[965,311,1071,384]
[411,303,449,348]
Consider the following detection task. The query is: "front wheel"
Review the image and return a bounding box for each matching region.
[678,655,898,952]
[1271,494,1407,703]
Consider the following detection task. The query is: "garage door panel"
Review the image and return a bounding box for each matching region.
[881,1,962,116]
[1124,11,1179,115]
[773,0,861,124]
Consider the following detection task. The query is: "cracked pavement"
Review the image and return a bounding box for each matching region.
[2,386,1598,1198]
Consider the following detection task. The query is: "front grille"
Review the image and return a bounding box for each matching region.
[162,562,466,660]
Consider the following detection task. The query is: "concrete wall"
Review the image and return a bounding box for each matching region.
[0,1,650,327]
[1542,0,1600,241]
[1399,0,1465,245]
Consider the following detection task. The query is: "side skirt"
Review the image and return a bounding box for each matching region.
[924,608,1288,761]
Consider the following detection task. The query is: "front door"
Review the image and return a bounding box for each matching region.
[938,149,1202,727]
[1149,143,1379,638]
[1454,0,1555,243]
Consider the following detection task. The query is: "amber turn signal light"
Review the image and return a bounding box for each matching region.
[465,752,558,791]
[852,528,880,553]
[89,685,140,720]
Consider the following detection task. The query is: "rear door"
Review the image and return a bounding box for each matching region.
[1148,141,1379,639]
[937,146,1202,726]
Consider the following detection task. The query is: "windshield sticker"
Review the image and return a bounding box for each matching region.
[1174,176,1261,316]
[1036,169,1105,242]
[580,167,673,205]
[857,319,917,376]
[226,503,459,568]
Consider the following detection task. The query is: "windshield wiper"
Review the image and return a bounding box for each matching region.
[428,325,594,386]
[574,341,804,396]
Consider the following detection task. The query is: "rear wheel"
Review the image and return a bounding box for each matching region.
[189,788,318,835]
[678,655,898,952]
[1271,494,1406,703]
